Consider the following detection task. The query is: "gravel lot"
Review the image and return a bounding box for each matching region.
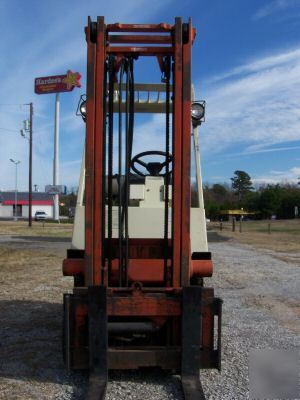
[0,233,299,399]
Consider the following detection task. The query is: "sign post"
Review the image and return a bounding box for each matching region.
[53,93,60,221]
[35,70,81,221]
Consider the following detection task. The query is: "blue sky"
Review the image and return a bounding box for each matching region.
[1,0,300,191]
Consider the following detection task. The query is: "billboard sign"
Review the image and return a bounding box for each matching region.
[45,185,67,195]
[34,70,81,94]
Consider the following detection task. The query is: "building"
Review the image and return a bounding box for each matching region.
[0,192,54,219]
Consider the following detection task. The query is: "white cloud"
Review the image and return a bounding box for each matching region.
[253,0,300,20]
[253,166,300,184]
[243,144,300,155]
[199,45,300,158]
[208,48,300,84]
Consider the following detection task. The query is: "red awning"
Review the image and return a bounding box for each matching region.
[2,200,53,205]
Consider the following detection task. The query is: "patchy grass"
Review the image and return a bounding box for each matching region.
[0,238,77,399]
[256,226,300,234]
[0,244,72,301]
[209,219,300,254]
[0,220,73,238]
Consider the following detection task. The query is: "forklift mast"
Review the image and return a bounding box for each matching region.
[63,17,222,400]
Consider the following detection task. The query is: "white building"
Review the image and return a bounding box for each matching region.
[0,192,54,219]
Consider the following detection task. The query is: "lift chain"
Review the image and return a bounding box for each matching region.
[101,59,108,284]
[122,57,135,287]
[107,55,115,283]
[118,60,125,287]
[164,55,171,286]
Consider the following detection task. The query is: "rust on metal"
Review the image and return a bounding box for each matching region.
[107,294,181,317]
[108,35,172,44]
[106,46,173,55]
[106,23,173,32]
[172,17,183,288]
[84,21,96,287]
[63,258,84,276]
[181,18,193,286]
[63,257,212,280]
[93,16,106,286]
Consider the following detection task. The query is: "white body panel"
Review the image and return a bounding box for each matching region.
[72,205,208,253]
[71,84,208,253]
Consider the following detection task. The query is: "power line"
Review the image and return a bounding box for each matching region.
[0,127,20,133]
[0,103,28,106]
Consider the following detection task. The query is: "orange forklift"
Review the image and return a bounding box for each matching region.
[62,17,222,399]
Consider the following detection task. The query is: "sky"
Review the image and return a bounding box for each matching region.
[1,0,300,191]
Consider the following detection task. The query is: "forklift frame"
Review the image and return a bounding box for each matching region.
[63,17,222,400]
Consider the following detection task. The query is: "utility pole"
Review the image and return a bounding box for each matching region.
[53,93,60,221]
[21,102,33,227]
[10,159,21,221]
[29,103,33,227]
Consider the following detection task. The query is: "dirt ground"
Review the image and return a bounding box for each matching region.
[0,227,78,400]
[0,222,299,399]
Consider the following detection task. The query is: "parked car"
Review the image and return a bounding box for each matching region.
[35,211,48,221]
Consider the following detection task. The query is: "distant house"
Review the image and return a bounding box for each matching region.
[0,192,54,219]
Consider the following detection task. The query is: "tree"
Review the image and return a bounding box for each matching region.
[231,170,253,201]
[258,185,281,218]
[205,199,220,220]
[242,191,260,211]
[59,192,77,216]
[212,183,227,196]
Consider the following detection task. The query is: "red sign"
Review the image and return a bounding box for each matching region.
[34,70,81,94]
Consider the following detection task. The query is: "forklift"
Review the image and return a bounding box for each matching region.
[62,17,222,399]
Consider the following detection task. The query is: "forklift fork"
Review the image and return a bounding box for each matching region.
[181,286,206,399]
[87,286,107,400]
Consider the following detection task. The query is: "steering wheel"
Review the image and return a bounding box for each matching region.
[130,151,173,177]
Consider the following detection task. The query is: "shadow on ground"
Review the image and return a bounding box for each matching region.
[0,299,87,399]
[207,231,230,243]
[12,235,71,243]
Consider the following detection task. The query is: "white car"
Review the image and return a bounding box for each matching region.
[35,211,48,221]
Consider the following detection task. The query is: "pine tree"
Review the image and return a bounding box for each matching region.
[231,170,253,201]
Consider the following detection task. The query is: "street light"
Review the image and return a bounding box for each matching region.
[10,159,21,221]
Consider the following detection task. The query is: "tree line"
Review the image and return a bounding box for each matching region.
[197,170,300,220]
